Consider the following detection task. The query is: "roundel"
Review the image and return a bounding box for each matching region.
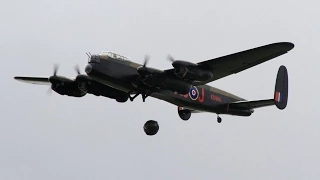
[189,86,199,100]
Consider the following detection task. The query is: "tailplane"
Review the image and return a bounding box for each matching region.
[220,65,289,113]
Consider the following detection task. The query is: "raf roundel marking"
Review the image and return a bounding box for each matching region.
[189,86,199,100]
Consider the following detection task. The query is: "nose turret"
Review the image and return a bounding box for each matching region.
[85,64,92,74]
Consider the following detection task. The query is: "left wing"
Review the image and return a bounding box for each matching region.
[14,77,50,85]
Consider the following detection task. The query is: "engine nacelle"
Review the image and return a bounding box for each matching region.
[51,82,86,97]
[140,74,157,87]
[162,78,191,95]
[77,82,88,93]
[172,61,213,81]
[144,120,159,136]
[174,66,213,81]
[75,74,91,92]
[136,64,192,94]
[138,72,191,95]
[51,82,65,94]
[75,74,128,101]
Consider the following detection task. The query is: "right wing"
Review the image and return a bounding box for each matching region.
[195,42,294,84]
[164,42,294,85]
[14,77,50,85]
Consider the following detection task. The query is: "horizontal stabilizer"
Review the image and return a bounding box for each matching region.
[274,65,288,109]
[228,99,275,110]
[14,76,50,85]
[220,65,289,112]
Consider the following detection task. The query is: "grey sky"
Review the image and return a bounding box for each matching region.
[1,0,319,179]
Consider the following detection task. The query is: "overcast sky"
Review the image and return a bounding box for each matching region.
[1,0,319,179]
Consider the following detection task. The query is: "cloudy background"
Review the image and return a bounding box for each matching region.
[1,0,318,179]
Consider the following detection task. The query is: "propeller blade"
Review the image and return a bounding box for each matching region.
[143,55,150,67]
[47,87,52,95]
[53,64,59,76]
[74,64,81,75]
[167,54,175,62]
[137,54,150,75]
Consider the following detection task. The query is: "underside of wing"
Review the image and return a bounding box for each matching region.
[14,76,50,85]
[227,99,275,110]
[195,42,294,84]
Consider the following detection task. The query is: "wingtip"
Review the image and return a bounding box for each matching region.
[284,42,294,50]
[277,42,295,51]
[13,76,26,82]
[14,76,27,81]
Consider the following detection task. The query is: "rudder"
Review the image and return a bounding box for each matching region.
[274,65,288,110]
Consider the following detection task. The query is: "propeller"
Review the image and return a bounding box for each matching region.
[143,55,149,67]
[47,86,52,95]
[53,64,59,76]
[47,64,85,95]
[74,64,81,75]
[137,55,150,73]
[49,64,59,82]
[167,54,175,62]
[135,54,152,83]
[47,64,59,95]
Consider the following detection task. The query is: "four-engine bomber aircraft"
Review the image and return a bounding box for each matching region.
[14,42,294,136]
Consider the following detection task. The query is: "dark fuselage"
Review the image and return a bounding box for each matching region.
[85,55,253,116]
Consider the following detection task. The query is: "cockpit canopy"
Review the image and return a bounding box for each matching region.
[99,51,130,61]
[88,51,130,63]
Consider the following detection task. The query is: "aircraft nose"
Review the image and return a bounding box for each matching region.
[85,64,92,74]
